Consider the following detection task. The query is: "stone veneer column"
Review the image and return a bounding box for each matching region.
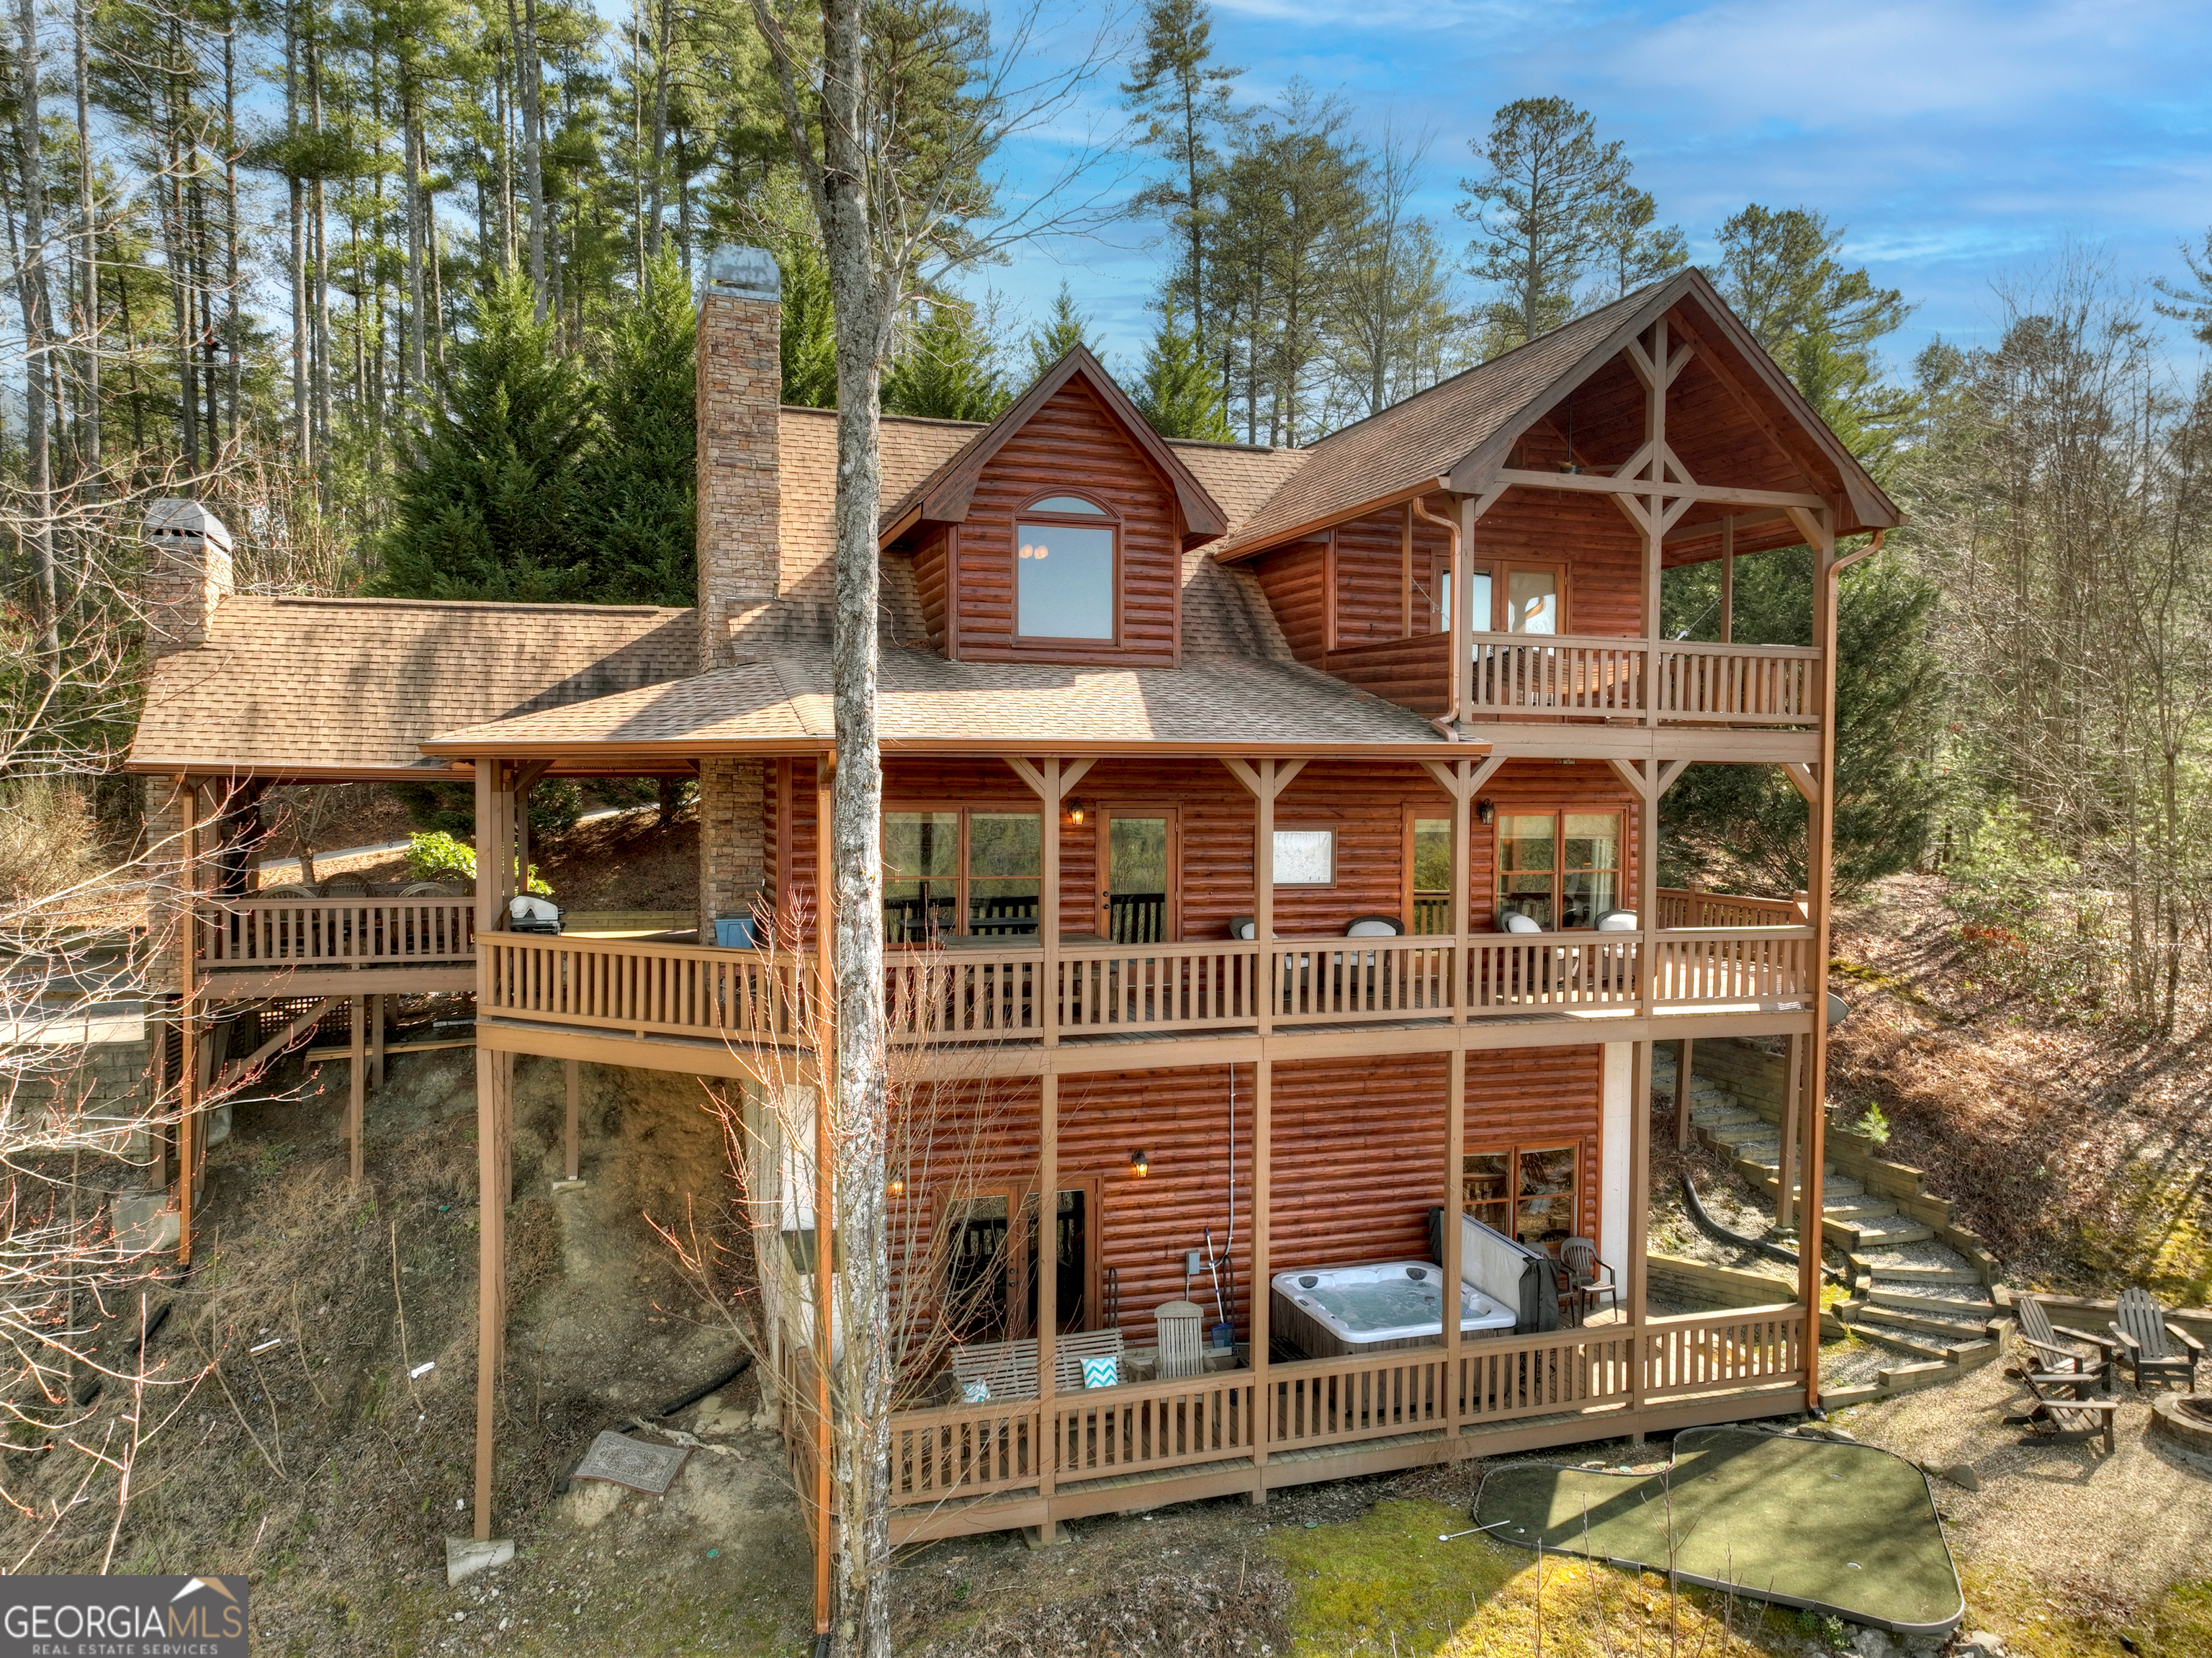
[696,246,783,670]
[694,248,781,925]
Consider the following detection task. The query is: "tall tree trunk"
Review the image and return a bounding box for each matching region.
[286,3,308,470]
[222,14,240,451]
[166,32,199,479]
[644,0,670,259]
[310,35,331,490]
[814,0,891,1641]
[513,0,547,319]
[71,0,96,496]
[405,84,425,403]
[17,0,55,660]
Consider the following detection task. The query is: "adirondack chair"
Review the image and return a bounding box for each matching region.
[2015,1295,2117,1392]
[2108,1286,2203,1391]
[2006,1368,2121,1454]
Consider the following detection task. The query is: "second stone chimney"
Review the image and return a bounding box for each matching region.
[142,499,235,662]
[696,246,783,672]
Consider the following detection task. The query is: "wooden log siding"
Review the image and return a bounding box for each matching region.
[885,1049,1602,1350]
[940,378,1184,666]
[911,528,953,654]
[768,754,1639,944]
[1252,540,1328,665]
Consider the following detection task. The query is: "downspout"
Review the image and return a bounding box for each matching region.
[1411,495,1460,730]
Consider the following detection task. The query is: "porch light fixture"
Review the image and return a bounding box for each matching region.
[1476,799,1495,826]
[1068,802,1087,826]
[887,1172,907,1198]
[1129,1149,1149,1178]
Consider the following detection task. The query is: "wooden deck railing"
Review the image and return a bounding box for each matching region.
[476,918,1819,1049]
[1464,634,1820,725]
[201,896,475,967]
[1655,887,1806,929]
[881,1309,1804,1517]
[480,933,801,1040]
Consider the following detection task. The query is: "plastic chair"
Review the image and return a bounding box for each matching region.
[1559,1237,1617,1322]
[1154,1299,1207,1380]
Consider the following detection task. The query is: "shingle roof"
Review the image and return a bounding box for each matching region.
[1211,290,1653,560]
[776,407,980,607]
[128,596,696,776]
[422,643,1442,756]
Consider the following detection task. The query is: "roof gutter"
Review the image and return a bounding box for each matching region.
[1830,526,1886,573]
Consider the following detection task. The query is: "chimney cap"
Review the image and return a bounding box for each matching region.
[145,498,235,553]
[703,245,781,303]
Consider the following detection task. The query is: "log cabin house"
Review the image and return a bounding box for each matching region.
[127,255,1897,1596]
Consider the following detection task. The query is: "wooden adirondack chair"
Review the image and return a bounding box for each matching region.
[2109,1286,2203,1391]
[2015,1295,2117,1392]
[2006,1368,2121,1454]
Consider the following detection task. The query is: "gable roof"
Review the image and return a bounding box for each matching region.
[1212,269,1902,561]
[878,346,1229,544]
[127,596,696,779]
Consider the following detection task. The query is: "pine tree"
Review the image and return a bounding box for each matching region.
[372,269,596,601]
[883,299,1010,421]
[1586,184,1686,303]
[779,233,837,406]
[1120,0,1240,345]
[1024,282,1096,378]
[1133,303,1231,440]
[580,251,696,605]
[1456,97,1630,349]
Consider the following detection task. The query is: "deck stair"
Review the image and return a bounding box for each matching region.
[1653,1045,2004,1391]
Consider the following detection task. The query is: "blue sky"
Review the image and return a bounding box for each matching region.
[981,0,2212,380]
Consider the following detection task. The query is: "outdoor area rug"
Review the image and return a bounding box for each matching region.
[1473,1426,1964,1634]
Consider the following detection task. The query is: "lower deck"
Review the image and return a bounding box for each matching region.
[868,1312,1808,1542]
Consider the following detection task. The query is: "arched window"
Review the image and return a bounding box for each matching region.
[1015,491,1118,642]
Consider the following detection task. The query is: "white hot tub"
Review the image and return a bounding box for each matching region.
[1270,1262,1517,1358]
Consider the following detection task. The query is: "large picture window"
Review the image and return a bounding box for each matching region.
[884,809,1041,942]
[1016,494,1116,641]
[1463,1144,1579,1252]
[1497,812,1621,931]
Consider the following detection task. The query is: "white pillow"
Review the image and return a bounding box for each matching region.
[1233,919,1256,940]
[1502,912,1543,935]
[1346,919,1398,937]
[1595,910,1638,932]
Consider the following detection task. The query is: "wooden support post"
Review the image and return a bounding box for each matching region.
[1627,1038,1653,1410]
[348,994,365,1183]
[1800,506,1843,1408]
[809,754,834,1646]
[371,993,387,1087]
[1672,1037,1694,1150]
[1035,1070,1058,1536]
[1719,516,1735,645]
[1443,1047,1465,1446]
[1249,1058,1271,1501]
[1399,500,1414,639]
[1449,762,1472,1025]
[563,1059,581,1182]
[1041,759,1061,1048]
[1778,1034,1804,1232]
[470,756,503,1543]
[1644,318,1668,729]
[1256,760,1276,1036]
[176,779,199,1266]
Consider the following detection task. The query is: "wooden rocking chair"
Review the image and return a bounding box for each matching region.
[2109,1286,2203,1391]
[2015,1295,2117,1392]
[2006,1368,2121,1455]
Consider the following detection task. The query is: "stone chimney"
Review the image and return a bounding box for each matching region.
[696,246,783,673]
[142,498,235,662]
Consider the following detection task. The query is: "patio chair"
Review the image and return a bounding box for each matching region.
[1344,915,1403,937]
[2005,1368,2120,1454]
[2015,1294,2117,1392]
[1559,1237,1618,1322]
[1500,912,1544,935]
[507,895,563,936]
[2109,1286,2203,1391]
[1154,1300,1207,1380]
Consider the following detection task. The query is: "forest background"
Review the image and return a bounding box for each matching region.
[3,0,2212,1031]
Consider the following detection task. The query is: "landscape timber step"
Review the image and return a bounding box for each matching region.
[1827,1216,1936,1249]
[1822,1198,1902,1222]
[1840,1319,1954,1363]
[1857,1257,1985,1286]
[1851,1304,1992,1341]
[1866,1288,1992,1316]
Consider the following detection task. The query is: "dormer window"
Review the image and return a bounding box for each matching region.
[1016,493,1118,642]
